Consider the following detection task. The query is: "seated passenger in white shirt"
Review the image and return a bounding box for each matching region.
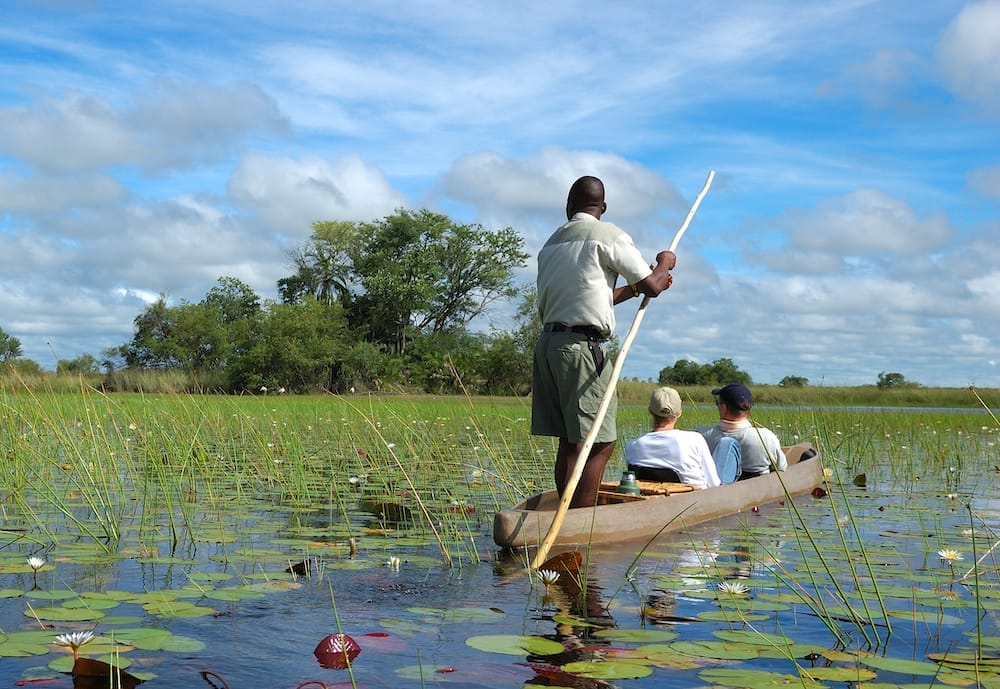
[624,387,721,489]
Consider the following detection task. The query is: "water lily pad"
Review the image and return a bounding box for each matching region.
[245,580,301,593]
[25,589,78,601]
[377,617,427,637]
[634,644,704,669]
[758,643,829,659]
[669,639,760,660]
[0,631,50,657]
[561,659,653,679]
[928,652,1000,669]
[699,610,770,623]
[202,586,266,601]
[110,628,172,650]
[188,572,234,583]
[465,634,564,656]
[162,635,206,652]
[142,600,216,618]
[62,597,121,610]
[24,606,106,622]
[885,609,964,625]
[50,653,134,674]
[859,655,941,675]
[592,628,678,643]
[395,662,534,684]
[100,615,145,625]
[714,629,796,647]
[801,666,877,681]
[409,606,505,623]
[699,667,824,688]
[718,599,791,612]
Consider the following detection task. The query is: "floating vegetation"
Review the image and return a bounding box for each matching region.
[1,389,999,686]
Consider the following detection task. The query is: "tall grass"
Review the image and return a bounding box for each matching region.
[1,383,996,572]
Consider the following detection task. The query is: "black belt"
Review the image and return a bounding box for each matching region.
[543,323,606,341]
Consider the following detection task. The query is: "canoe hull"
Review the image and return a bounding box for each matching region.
[493,443,823,549]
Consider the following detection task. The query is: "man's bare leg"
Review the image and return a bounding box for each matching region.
[555,439,617,508]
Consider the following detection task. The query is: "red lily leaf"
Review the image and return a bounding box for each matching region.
[539,551,583,575]
[72,657,144,689]
[518,662,614,689]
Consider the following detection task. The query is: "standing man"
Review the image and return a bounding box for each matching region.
[532,175,676,508]
[698,383,787,479]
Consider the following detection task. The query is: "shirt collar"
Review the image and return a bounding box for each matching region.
[719,419,751,431]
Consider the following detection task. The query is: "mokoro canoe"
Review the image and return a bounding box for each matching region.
[493,442,823,549]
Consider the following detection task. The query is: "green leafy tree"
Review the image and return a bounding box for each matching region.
[121,278,263,376]
[658,358,752,386]
[278,221,355,305]
[5,358,41,375]
[228,298,350,393]
[0,326,23,361]
[876,371,916,389]
[124,296,179,369]
[169,302,232,372]
[778,375,809,387]
[708,358,751,385]
[202,277,263,364]
[57,354,101,375]
[204,277,262,324]
[658,359,709,385]
[284,209,528,355]
[337,341,396,392]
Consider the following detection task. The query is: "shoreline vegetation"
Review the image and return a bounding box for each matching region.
[1,375,998,685]
[1,370,996,410]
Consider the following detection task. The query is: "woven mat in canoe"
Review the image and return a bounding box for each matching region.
[599,480,698,496]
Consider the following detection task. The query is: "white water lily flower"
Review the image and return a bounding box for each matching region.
[937,549,964,562]
[538,569,560,586]
[717,581,750,595]
[387,556,400,571]
[27,556,45,571]
[56,631,95,649]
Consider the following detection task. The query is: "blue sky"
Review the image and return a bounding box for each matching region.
[1,1,998,387]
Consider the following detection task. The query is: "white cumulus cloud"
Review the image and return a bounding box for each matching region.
[937,0,1000,111]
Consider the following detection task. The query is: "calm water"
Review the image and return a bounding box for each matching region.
[2,401,998,689]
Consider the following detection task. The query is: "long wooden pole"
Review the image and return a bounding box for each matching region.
[529,170,716,570]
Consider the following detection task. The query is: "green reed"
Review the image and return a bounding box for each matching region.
[2,385,996,574]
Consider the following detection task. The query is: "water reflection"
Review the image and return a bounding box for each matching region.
[496,549,616,687]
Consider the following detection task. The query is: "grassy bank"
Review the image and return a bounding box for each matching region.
[616,379,997,410]
[2,370,996,410]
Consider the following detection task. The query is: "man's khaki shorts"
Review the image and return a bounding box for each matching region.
[530,329,617,443]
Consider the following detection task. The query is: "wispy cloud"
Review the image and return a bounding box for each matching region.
[0,1,996,386]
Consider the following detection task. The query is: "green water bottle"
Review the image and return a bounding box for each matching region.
[616,471,641,496]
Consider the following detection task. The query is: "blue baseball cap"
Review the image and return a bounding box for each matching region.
[712,383,753,410]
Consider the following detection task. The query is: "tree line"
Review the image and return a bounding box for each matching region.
[1,208,920,394]
[3,210,537,395]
